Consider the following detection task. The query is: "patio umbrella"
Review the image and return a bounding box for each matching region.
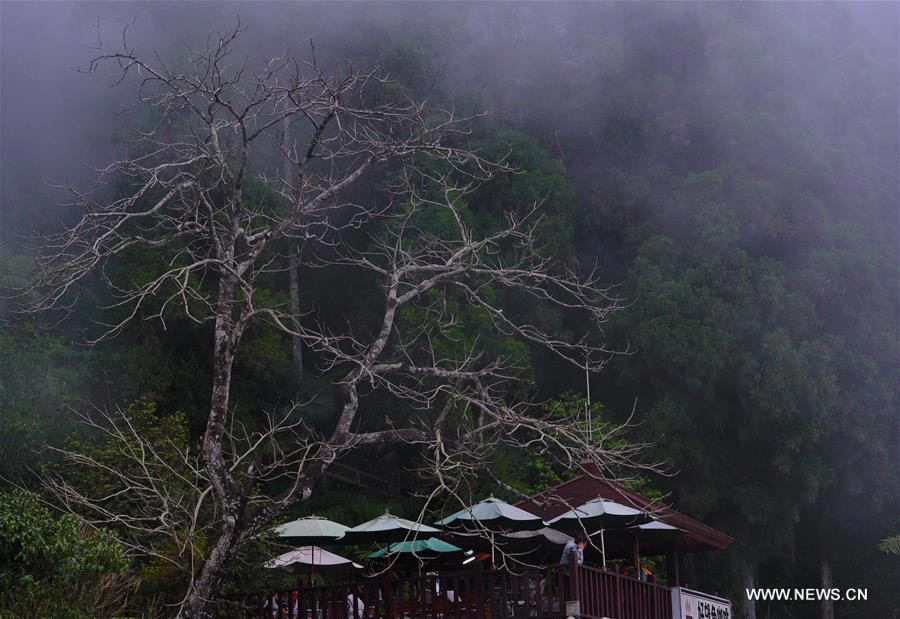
[265,545,363,569]
[548,498,652,568]
[628,520,682,566]
[436,496,544,532]
[369,537,472,582]
[496,527,572,566]
[631,520,681,535]
[338,510,440,545]
[271,515,351,579]
[437,496,544,564]
[367,537,465,560]
[272,515,350,546]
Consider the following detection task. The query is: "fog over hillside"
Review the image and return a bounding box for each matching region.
[3,2,896,240]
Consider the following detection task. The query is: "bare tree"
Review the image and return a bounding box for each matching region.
[24,23,650,619]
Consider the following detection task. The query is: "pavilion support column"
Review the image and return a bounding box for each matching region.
[474,559,486,619]
[632,532,641,574]
[666,548,681,587]
[382,571,395,619]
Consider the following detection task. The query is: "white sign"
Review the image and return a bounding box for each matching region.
[671,587,731,619]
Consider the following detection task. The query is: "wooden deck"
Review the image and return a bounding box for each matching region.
[240,559,672,619]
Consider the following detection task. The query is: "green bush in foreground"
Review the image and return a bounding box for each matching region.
[0,489,133,619]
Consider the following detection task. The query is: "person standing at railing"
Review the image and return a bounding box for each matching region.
[559,534,587,566]
[559,533,587,600]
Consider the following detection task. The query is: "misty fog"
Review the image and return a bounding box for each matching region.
[4,2,895,241]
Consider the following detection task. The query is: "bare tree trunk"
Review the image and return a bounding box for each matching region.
[283,116,303,382]
[187,273,245,618]
[820,556,834,619]
[204,275,239,504]
[288,244,303,380]
[282,116,303,381]
[181,525,241,619]
[742,560,757,619]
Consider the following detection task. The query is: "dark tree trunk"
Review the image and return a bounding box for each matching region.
[283,116,303,383]
[180,523,242,619]
[186,271,245,619]
[820,556,834,619]
[288,244,303,381]
[741,560,757,619]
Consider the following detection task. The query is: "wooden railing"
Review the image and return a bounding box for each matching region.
[238,561,670,619]
[574,563,672,619]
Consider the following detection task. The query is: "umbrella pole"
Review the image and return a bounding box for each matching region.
[490,532,495,566]
[633,531,641,574]
[600,529,607,569]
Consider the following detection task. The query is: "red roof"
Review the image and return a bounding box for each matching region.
[514,463,733,552]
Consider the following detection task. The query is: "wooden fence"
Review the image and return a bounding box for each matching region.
[239,558,671,619]
[575,563,672,619]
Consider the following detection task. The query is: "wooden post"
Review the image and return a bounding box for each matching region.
[329,584,336,619]
[383,572,395,619]
[568,552,581,614]
[418,572,425,619]
[632,532,641,574]
[666,548,681,587]
[474,559,486,619]
[614,564,623,619]
[297,579,304,619]
[673,548,680,587]
[557,562,567,613]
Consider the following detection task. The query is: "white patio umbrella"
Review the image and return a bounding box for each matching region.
[272,515,350,545]
[547,498,652,567]
[631,520,681,533]
[270,515,351,578]
[265,545,363,569]
[338,510,441,545]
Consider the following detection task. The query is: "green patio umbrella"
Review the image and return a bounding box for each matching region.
[367,537,465,559]
[436,496,544,532]
[437,496,544,564]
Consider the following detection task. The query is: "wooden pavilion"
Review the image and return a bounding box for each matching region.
[240,465,733,619]
[514,462,733,585]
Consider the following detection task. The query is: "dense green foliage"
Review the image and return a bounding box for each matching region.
[0,490,130,618]
[0,3,896,617]
[49,399,205,610]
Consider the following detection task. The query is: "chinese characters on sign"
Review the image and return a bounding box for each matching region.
[672,587,732,619]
